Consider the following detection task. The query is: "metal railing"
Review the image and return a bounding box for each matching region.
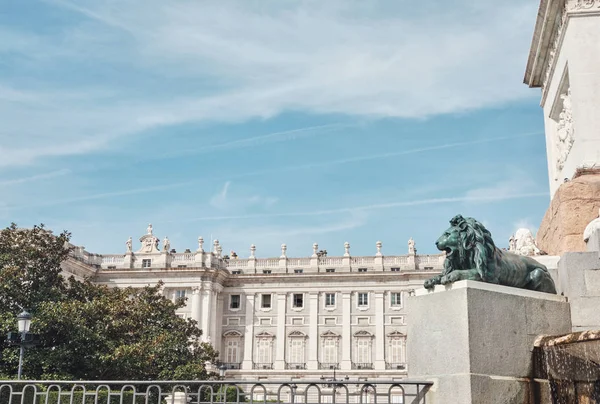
[385,363,407,370]
[0,379,433,404]
[222,363,241,370]
[319,363,340,370]
[252,363,273,370]
[285,363,306,370]
[352,363,374,370]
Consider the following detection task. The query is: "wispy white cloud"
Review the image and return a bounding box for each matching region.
[0,0,538,167]
[164,191,549,224]
[209,181,278,211]
[0,132,542,211]
[0,169,70,187]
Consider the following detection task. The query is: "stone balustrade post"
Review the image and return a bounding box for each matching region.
[249,244,257,273]
[374,241,384,271]
[310,243,319,269]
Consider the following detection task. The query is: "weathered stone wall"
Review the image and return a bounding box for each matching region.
[537,171,600,256]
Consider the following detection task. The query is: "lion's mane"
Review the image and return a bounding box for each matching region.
[444,215,503,283]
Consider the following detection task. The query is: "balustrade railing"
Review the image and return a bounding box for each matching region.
[288,258,311,266]
[101,255,125,265]
[383,256,408,265]
[0,379,433,404]
[318,257,343,266]
[255,258,280,268]
[173,253,195,262]
[227,259,249,268]
[351,257,375,265]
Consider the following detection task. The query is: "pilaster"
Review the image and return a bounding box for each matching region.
[340,292,352,370]
[274,293,287,370]
[201,285,213,342]
[241,294,256,370]
[374,292,386,370]
[212,290,223,351]
[308,293,319,369]
[191,287,202,325]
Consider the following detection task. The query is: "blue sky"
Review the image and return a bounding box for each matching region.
[0,0,550,257]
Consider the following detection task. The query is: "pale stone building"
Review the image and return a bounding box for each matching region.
[525,0,600,255]
[62,224,446,382]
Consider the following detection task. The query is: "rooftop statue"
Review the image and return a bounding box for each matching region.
[424,215,557,294]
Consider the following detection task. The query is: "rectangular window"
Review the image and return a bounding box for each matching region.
[390,267,400,272]
[322,339,338,364]
[356,339,371,363]
[142,259,152,268]
[261,294,272,309]
[358,293,368,307]
[107,265,116,269]
[293,293,304,308]
[175,289,186,299]
[391,292,402,307]
[232,270,241,275]
[358,268,368,273]
[294,269,303,274]
[263,270,272,274]
[226,339,239,363]
[177,265,187,268]
[230,294,241,309]
[325,293,336,307]
[325,268,335,273]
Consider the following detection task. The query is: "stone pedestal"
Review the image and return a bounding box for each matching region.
[557,252,600,331]
[407,280,571,404]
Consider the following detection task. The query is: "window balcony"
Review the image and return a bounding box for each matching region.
[253,363,273,370]
[222,363,241,370]
[318,363,339,370]
[352,363,373,370]
[386,362,407,370]
[285,363,306,370]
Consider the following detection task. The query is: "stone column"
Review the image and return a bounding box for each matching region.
[201,286,213,342]
[340,292,352,370]
[191,287,202,325]
[307,293,319,369]
[241,294,255,370]
[374,292,386,370]
[274,293,287,370]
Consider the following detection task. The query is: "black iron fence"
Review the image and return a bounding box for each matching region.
[0,379,433,404]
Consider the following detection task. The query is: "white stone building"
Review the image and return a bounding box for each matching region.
[62,224,445,382]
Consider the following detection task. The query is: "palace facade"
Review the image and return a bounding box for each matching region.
[62,224,447,382]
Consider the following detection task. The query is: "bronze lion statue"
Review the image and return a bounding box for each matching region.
[424,215,557,294]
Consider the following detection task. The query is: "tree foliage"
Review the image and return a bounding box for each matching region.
[0,224,218,380]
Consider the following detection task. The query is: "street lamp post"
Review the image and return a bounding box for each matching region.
[5,310,40,380]
[218,364,227,403]
[16,310,31,380]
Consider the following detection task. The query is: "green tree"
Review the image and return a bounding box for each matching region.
[0,224,218,380]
